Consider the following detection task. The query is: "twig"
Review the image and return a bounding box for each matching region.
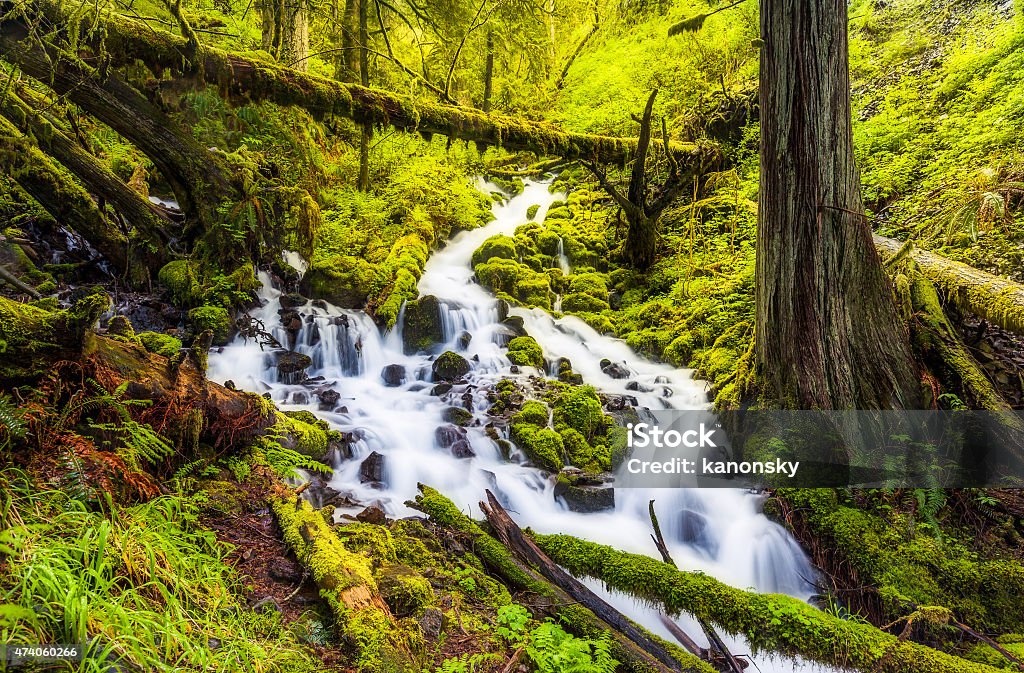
[648,499,676,566]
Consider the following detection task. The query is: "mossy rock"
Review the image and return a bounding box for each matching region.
[158,260,201,306]
[471,234,518,266]
[301,254,375,308]
[569,272,609,300]
[552,386,605,441]
[526,204,540,220]
[432,351,470,381]
[561,292,610,313]
[377,564,435,617]
[513,400,549,427]
[138,331,182,358]
[513,277,553,310]
[402,295,443,355]
[506,335,544,369]
[509,423,563,472]
[273,412,329,460]
[188,305,233,346]
[441,406,473,426]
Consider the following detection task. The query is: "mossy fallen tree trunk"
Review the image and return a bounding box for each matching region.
[0,295,109,380]
[0,20,231,232]
[875,235,1024,336]
[534,533,1003,673]
[0,88,172,272]
[271,496,420,673]
[0,118,142,281]
[409,485,714,673]
[0,0,714,168]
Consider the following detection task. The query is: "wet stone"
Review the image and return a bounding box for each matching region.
[435,424,466,448]
[359,451,386,484]
[451,439,475,459]
[381,364,407,387]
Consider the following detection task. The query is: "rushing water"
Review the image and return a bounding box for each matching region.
[209,178,824,671]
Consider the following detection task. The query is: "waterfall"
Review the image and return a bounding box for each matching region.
[208,178,825,672]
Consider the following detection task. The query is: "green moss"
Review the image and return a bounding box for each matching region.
[526,204,540,220]
[535,533,997,673]
[561,291,610,313]
[552,386,604,441]
[302,255,375,308]
[777,489,1024,634]
[963,636,1024,669]
[471,234,518,266]
[512,400,549,426]
[506,335,544,369]
[158,260,202,306]
[272,412,329,459]
[138,331,183,358]
[377,564,435,617]
[188,305,232,345]
[568,272,608,300]
[509,423,563,472]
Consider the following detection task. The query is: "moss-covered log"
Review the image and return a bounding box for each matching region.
[271,496,420,673]
[0,20,230,231]
[409,485,714,673]
[0,88,172,271]
[0,117,142,281]
[1,0,714,168]
[534,533,1004,673]
[875,235,1024,336]
[0,294,108,380]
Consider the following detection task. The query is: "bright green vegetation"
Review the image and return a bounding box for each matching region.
[849,0,1024,279]
[773,489,1024,634]
[138,331,183,358]
[506,335,544,368]
[0,474,325,672]
[506,383,621,474]
[302,145,492,326]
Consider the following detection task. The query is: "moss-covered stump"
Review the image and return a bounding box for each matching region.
[534,533,1004,673]
[0,293,108,380]
[272,497,421,672]
[409,486,713,673]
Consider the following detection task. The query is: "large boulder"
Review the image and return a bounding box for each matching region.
[432,351,470,381]
[402,295,444,354]
[359,451,386,484]
[554,477,615,513]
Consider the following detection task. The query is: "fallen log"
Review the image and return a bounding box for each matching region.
[479,490,715,672]
[875,234,1024,336]
[0,294,108,381]
[0,88,173,272]
[0,117,140,282]
[271,496,420,672]
[533,533,1004,673]
[0,0,715,169]
[409,485,714,673]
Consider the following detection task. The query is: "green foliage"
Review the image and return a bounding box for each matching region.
[493,604,617,673]
[506,335,544,368]
[87,419,175,471]
[138,331,183,358]
[188,305,233,345]
[0,476,324,672]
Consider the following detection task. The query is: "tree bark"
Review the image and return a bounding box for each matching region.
[757,0,921,409]
[0,89,172,272]
[358,0,372,190]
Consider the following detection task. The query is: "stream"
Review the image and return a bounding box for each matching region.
[209,178,825,672]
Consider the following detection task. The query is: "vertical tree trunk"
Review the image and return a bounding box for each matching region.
[344,0,360,81]
[483,29,494,113]
[282,0,310,70]
[358,0,372,191]
[259,0,276,52]
[757,0,920,409]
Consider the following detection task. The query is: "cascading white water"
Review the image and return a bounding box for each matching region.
[209,178,827,672]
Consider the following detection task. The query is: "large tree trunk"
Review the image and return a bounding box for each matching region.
[757,0,921,409]
[483,29,494,113]
[357,0,372,190]
[0,117,140,281]
[281,0,310,69]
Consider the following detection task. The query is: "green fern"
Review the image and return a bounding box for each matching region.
[260,440,331,479]
[914,488,947,537]
[88,420,174,470]
[0,395,26,440]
